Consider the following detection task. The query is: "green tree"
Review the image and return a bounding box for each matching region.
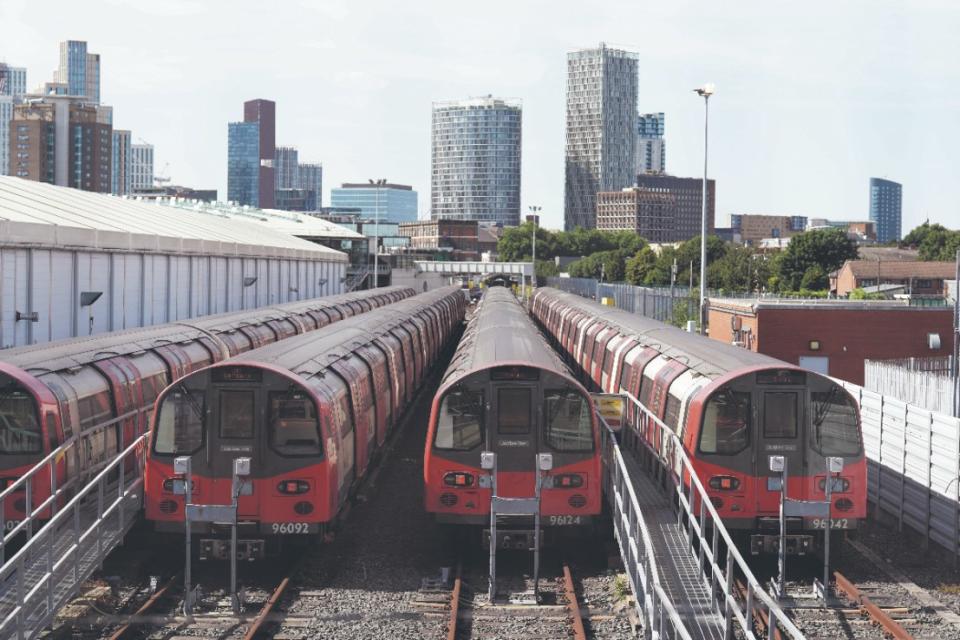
[625,246,658,285]
[799,265,828,290]
[775,228,857,291]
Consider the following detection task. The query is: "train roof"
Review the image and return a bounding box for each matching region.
[440,287,572,389]
[0,287,413,376]
[537,288,786,379]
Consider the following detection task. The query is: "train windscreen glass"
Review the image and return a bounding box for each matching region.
[699,389,750,454]
[219,391,254,439]
[0,382,41,455]
[498,388,531,435]
[434,389,484,450]
[812,390,861,456]
[154,386,205,455]
[763,392,798,439]
[269,391,322,456]
[544,390,593,452]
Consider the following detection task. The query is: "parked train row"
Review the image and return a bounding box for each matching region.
[424,287,602,548]
[0,287,414,525]
[530,287,866,554]
[145,287,466,559]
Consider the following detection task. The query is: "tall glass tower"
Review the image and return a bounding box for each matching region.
[564,43,638,231]
[430,96,521,226]
[227,122,260,206]
[0,64,27,177]
[869,178,902,243]
[57,40,100,103]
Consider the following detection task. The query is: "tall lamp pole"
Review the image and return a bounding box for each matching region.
[528,205,541,289]
[368,178,387,288]
[694,83,715,336]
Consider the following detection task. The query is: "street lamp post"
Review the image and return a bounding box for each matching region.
[368,178,387,288]
[528,205,541,290]
[694,83,715,336]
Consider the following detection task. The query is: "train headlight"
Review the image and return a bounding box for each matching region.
[817,477,850,493]
[708,476,740,491]
[548,474,585,489]
[277,480,310,495]
[834,498,854,512]
[443,472,475,487]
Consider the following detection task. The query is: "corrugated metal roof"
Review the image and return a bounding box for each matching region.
[0,177,347,261]
[844,260,956,279]
[152,198,364,240]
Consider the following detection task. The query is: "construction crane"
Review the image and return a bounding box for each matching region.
[154,163,171,185]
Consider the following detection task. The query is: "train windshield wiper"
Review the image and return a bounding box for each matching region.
[175,383,204,421]
[812,386,838,446]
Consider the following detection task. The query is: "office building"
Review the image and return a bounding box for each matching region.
[635,112,665,175]
[634,174,715,242]
[227,99,275,208]
[564,44,638,230]
[332,182,418,223]
[275,146,299,189]
[111,129,132,195]
[595,187,676,243]
[299,163,322,206]
[10,95,111,192]
[869,178,902,243]
[275,188,317,212]
[431,96,521,226]
[56,40,100,103]
[730,214,807,245]
[130,143,154,191]
[0,64,28,177]
[399,219,479,260]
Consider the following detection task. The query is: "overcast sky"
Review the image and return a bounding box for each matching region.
[2,0,957,231]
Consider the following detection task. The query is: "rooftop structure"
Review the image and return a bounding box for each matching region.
[832,259,957,297]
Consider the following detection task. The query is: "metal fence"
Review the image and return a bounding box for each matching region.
[834,379,960,559]
[864,357,957,417]
[545,278,697,324]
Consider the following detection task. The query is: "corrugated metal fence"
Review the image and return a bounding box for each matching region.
[835,378,960,557]
[545,277,696,324]
[864,357,957,417]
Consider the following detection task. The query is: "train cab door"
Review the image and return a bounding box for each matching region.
[488,371,539,499]
[209,385,260,519]
[754,372,810,516]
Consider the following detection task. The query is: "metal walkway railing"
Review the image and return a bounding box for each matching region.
[0,435,145,640]
[603,395,805,640]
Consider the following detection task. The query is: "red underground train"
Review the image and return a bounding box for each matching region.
[530,287,866,555]
[0,287,414,529]
[145,287,466,559]
[424,287,601,548]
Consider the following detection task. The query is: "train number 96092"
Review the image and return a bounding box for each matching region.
[271,522,311,534]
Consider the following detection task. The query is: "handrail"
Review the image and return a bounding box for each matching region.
[601,421,693,640]
[622,391,804,639]
[0,434,146,639]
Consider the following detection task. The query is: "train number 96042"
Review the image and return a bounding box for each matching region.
[810,518,849,530]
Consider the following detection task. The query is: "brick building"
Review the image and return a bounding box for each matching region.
[398,219,479,260]
[595,187,676,242]
[831,260,956,297]
[634,174,715,242]
[708,298,954,385]
[730,214,807,245]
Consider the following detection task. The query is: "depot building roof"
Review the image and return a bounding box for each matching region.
[0,177,347,261]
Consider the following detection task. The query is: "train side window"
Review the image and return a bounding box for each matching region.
[67,368,113,432]
[699,389,750,455]
[763,392,798,439]
[498,388,531,435]
[219,391,255,439]
[811,390,861,456]
[663,393,682,433]
[0,384,42,454]
[154,386,205,455]
[268,391,322,456]
[434,389,484,450]
[619,362,632,394]
[544,390,593,452]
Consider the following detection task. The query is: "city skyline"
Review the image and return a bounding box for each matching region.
[1,0,957,230]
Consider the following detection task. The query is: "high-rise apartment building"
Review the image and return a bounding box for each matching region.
[10,95,111,192]
[56,40,100,103]
[596,187,676,243]
[634,174,715,242]
[275,146,299,189]
[431,96,521,226]
[0,63,28,176]
[332,183,418,223]
[228,99,276,208]
[111,129,132,195]
[564,44,638,231]
[636,112,665,175]
[869,178,902,243]
[299,163,322,206]
[130,143,154,191]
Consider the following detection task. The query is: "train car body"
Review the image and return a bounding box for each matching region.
[145,287,466,559]
[530,288,866,555]
[0,287,414,528]
[424,288,601,549]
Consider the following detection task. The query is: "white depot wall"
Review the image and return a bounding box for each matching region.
[0,248,345,349]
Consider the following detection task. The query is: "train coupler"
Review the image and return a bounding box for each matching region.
[199,538,265,561]
[483,529,535,551]
[750,533,814,556]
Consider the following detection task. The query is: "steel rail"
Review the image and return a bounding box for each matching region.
[107,573,181,640]
[446,561,462,640]
[834,571,914,640]
[562,562,587,640]
[241,574,291,640]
